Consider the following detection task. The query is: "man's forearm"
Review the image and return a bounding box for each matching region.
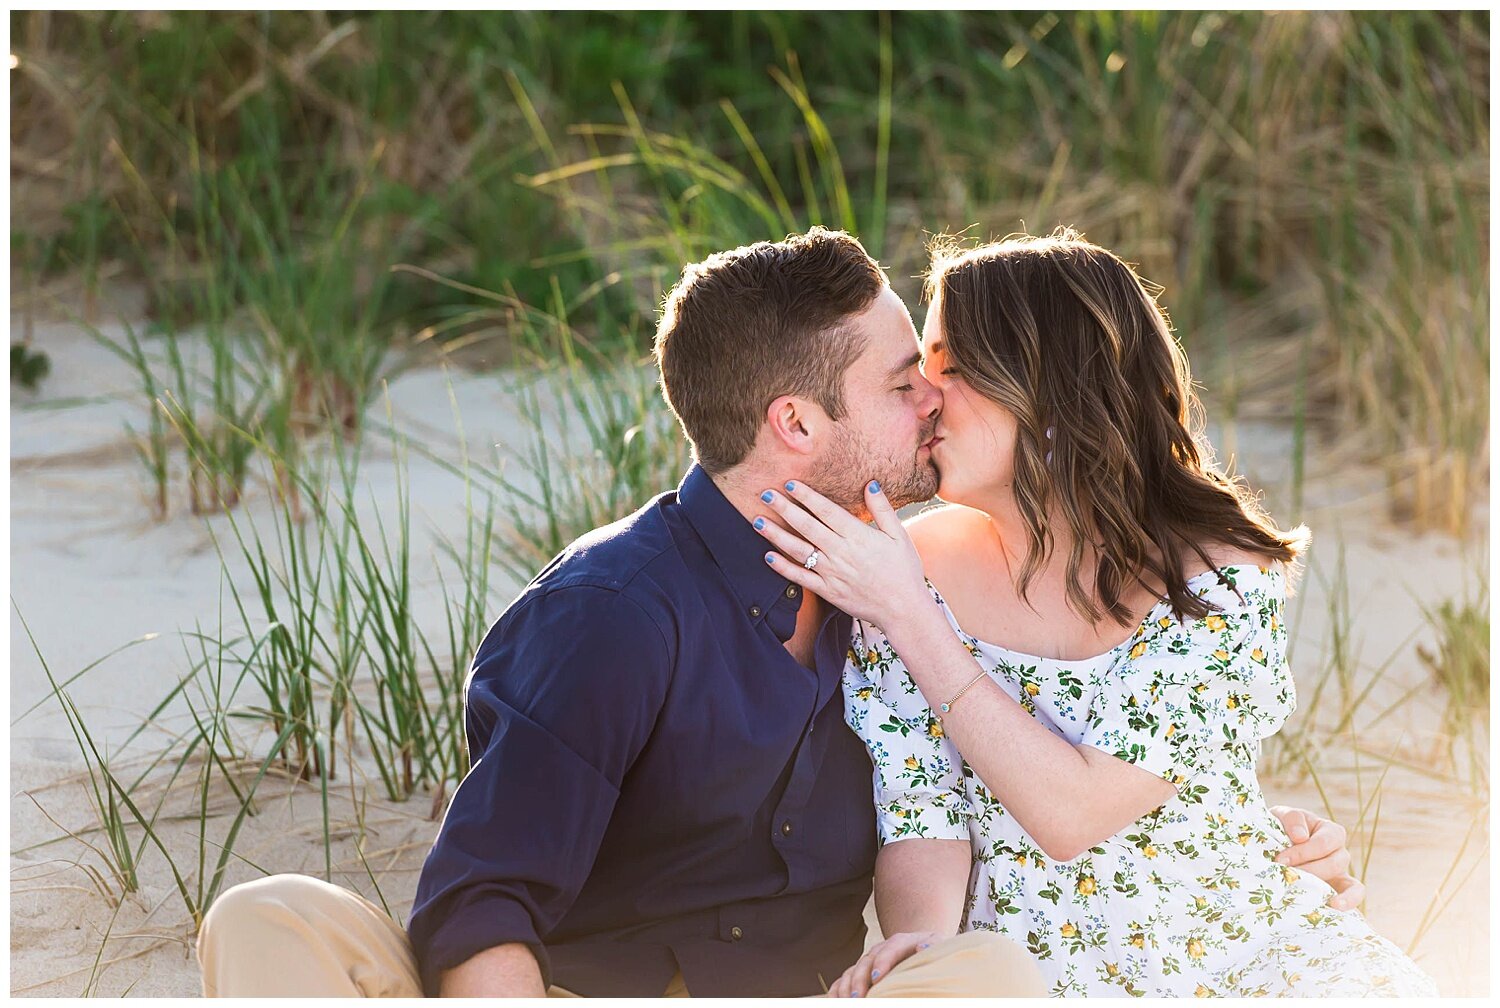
[437,942,546,997]
[872,837,972,938]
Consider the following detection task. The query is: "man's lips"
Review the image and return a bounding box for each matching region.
[921,434,943,451]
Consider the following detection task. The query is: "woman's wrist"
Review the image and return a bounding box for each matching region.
[869,583,946,645]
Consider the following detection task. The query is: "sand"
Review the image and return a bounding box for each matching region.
[9,313,1489,996]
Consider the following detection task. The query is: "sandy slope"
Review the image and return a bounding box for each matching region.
[10,317,1488,995]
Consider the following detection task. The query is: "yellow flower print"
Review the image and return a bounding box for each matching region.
[1283,944,1301,954]
[1280,866,1299,884]
[1076,874,1097,896]
[1014,852,1029,865]
[1195,984,1215,997]
[904,756,920,770]
[847,647,859,664]
[927,720,944,739]
[1158,617,1174,629]
[1033,855,1046,869]
[1143,845,1159,859]
[855,686,874,700]
[1129,933,1146,949]
[1165,722,1177,738]
[1213,648,1230,662]
[1024,682,1040,696]
[1193,896,1209,910]
[892,807,912,818]
[1270,615,1279,632]
[1304,910,1323,924]
[1194,682,1208,693]
[1205,615,1227,632]
[1186,938,1207,960]
[1061,922,1080,939]
[1226,694,1239,709]
[866,649,879,665]
[1251,647,1266,664]
[1235,792,1248,805]
[1130,641,1148,660]
[1104,962,1120,978]
[1237,830,1252,845]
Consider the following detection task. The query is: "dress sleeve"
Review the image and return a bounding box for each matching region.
[842,614,977,845]
[407,585,672,995]
[1079,567,1295,788]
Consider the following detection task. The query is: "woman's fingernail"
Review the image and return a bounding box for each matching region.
[761,490,774,503]
[870,970,880,979]
[851,993,861,999]
[753,517,765,530]
[869,480,881,494]
[785,480,796,492]
[765,553,776,564]
[918,943,930,950]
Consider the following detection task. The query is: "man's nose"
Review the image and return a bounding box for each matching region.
[921,378,943,420]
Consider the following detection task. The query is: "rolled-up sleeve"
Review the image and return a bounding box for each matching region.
[842,616,975,845]
[407,585,671,994]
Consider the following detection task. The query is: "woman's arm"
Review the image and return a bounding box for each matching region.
[874,606,1176,861]
[873,837,972,937]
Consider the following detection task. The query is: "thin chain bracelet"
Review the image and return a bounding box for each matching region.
[937,669,989,720]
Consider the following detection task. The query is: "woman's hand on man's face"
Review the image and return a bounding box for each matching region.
[753,479,931,628]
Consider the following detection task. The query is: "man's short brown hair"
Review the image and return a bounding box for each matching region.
[654,227,887,474]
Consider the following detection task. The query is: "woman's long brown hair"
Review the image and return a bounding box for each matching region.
[926,228,1309,625]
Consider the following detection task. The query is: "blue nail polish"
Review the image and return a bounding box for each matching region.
[870,970,880,979]
[765,553,776,564]
[753,517,765,530]
[918,943,929,950]
[851,993,861,999]
[869,480,881,494]
[761,490,774,503]
[784,481,796,492]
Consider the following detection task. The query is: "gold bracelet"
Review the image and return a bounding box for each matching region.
[938,669,988,719]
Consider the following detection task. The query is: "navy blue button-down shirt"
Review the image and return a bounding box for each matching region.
[408,465,878,996]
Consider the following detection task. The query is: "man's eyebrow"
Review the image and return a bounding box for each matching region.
[885,352,922,382]
[924,340,944,357]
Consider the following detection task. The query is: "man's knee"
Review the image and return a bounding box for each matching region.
[943,930,1048,997]
[960,936,1044,996]
[200,874,333,950]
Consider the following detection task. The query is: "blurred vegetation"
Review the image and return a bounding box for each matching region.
[10,10,1490,533]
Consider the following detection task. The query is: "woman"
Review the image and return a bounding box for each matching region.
[753,230,1436,996]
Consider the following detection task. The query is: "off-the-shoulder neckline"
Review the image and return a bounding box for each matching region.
[938,563,1284,668]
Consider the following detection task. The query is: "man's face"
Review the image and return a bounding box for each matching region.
[811,286,944,512]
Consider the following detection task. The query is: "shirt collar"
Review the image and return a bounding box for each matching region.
[677,464,798,632]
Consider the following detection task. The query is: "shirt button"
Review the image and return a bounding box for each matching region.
[730,926,744,941]
[749,606,762,618]
[785,585,799,599]
[780,821,793,837]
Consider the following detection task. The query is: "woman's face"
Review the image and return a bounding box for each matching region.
[921,300,1022,509]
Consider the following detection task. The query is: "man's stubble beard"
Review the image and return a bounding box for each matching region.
[813,422,940,514]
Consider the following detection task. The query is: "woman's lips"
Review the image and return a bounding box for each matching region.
[922,435,944,451]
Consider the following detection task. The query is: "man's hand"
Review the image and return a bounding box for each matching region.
[1269,805,1365,911]
[827,931,948,998]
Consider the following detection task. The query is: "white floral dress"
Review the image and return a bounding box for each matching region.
[843,564,1438,997]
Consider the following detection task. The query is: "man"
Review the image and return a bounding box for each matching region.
[197,228,1361,998]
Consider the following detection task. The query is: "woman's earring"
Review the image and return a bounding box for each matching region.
[1045,426,1055,465]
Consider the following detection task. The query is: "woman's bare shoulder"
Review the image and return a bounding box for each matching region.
[903,504,996,582]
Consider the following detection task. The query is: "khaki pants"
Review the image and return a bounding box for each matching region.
[197,874,1045,998]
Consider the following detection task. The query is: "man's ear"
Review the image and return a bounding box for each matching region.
[765,394,822,456]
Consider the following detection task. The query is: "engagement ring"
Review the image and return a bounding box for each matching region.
[803,550,821,570]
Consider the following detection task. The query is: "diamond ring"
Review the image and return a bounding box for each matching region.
[803,549,821,570]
